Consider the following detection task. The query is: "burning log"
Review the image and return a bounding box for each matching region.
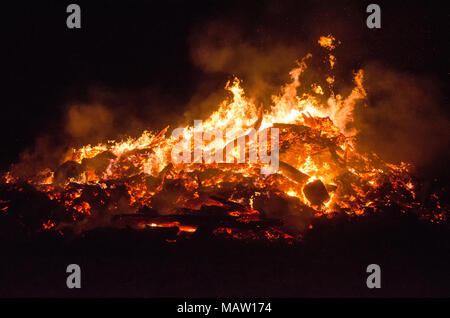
[273,123,310,134]
[54,151,117,185]
[279,161,309,184]
[302,179,330,206]
[54,160,83,185]
[112,210,283,233]
[81,151,117,175]
[253,194,295,219]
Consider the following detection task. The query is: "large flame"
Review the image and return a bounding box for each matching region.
[4,35,444,239]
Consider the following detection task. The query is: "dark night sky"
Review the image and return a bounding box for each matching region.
[2,0,449,173]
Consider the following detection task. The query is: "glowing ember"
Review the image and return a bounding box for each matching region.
[2,35,446,240]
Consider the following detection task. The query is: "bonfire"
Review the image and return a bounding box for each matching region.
[1,35,445,241]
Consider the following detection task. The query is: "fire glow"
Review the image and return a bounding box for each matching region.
[2,35,444,240]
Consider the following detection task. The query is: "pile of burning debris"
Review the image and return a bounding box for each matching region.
[0,36,446,241]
